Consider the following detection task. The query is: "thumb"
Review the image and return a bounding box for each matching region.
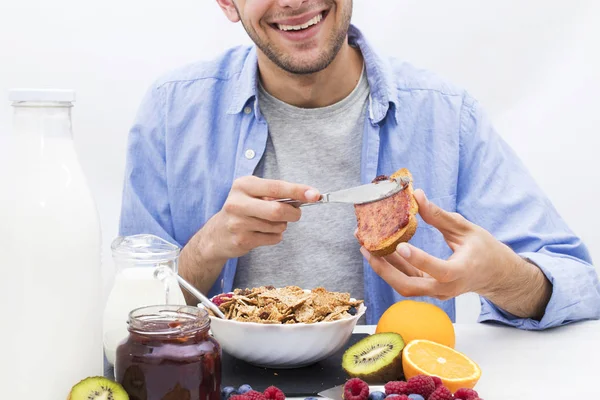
[413,189,469,236]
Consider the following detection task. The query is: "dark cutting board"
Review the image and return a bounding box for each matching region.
[221,333,368,397]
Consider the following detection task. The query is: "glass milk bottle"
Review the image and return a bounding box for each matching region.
[0,89,103,398]
[103,234,187,366]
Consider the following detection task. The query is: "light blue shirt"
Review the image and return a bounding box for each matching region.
[119,25,600,328]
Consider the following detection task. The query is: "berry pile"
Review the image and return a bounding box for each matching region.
[222,385,287,400]
[345,376,482,400]
[220,375,482,400]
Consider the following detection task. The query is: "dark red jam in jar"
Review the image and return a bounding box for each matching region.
[115,305,221,400]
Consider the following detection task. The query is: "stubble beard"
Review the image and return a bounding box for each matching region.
[234,1,353,75]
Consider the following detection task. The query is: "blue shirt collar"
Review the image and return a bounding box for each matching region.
[226,24,399,124]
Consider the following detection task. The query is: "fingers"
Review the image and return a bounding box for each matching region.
[353,229,425,278]
[250,218,287,234]
[232,231,284,252]
[252,232,285,247]
[360,247,445,298]
[224,195,302,222]
[233,176,321,202]
[395,242,458,283]
[226,215,287,235]
[383,250,425,277]
[413,189,470,236]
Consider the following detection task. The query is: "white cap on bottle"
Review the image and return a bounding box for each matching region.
[8,89,76,103]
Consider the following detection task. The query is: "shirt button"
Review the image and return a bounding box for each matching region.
[244,106,252,114]
[244,149,256,159]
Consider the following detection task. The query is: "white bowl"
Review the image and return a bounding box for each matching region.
[200,293,366,369]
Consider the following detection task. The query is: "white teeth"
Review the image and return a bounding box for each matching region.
[277,13,322,31]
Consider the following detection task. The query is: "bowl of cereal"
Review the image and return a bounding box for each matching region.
[200,285,366,368]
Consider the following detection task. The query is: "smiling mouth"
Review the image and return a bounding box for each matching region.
[270,10,328,32]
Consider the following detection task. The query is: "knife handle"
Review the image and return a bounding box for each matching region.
[272,195,326,208]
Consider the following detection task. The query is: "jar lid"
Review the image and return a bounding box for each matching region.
[111,234,181,262]
[127,305,210,336]
[8,88,76,103]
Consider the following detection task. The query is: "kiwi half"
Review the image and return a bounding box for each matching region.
[341,332,405,384]
[67,376,129,400]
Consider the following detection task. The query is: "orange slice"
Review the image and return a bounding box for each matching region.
[402,339,481,393]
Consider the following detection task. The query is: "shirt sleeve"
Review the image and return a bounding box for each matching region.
[118,82,180,246]
[456,92,600,330]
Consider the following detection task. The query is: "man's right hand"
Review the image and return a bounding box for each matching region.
[204,175,321,261]
[179,175,319,297]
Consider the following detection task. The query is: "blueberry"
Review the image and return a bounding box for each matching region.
[408,395,424,400]
[348,306,357,315]
[368,391,386,400]
[304,397,320,400]
[221,386,238,400]
[238,384,252,394]
[386,395,400,398]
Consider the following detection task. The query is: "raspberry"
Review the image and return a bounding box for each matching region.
[213,293,233,306]
[245,391,267,400]
[431,376,444,389]
[454,388,480,400]
[428,386,453,400]
[263,386,285,400]
[386,396,409,400]
[406,375,435,399]
[229,395,249,400]
[343,378,369,400]
[384,381,409,395]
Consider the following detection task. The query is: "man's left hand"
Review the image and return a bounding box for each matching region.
[359,189,552,319]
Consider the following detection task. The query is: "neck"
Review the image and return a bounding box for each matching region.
[13,103,73,138]
[258,39,364,108]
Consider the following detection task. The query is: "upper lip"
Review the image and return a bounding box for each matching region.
[269,9,325,26]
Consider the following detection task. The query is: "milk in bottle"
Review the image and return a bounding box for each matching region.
[0,89,104,398]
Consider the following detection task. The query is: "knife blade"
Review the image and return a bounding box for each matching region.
[318,384,386,399]
[274,176,410,207]
[317,384,344,400]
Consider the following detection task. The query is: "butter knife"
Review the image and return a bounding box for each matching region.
[274,176,410,207]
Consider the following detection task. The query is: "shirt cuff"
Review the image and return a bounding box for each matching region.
[478,251,597,330]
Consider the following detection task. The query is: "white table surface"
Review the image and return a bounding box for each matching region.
[341,321,600,400]
[105,320,600,399]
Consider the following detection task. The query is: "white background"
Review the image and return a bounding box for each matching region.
[1,0,599,322]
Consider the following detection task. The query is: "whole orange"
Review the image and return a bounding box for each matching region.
[375,300,455,348]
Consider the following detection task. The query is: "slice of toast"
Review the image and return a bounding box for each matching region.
[354,168,418,256]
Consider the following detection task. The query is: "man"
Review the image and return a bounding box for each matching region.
[119,0,600,328]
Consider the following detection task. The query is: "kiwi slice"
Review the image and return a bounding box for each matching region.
[341,332,405,384]
[67,376,129,400]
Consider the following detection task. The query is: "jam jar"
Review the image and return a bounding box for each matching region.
[115,305,221,400]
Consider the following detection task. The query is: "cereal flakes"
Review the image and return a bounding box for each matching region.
[208,286,363,324]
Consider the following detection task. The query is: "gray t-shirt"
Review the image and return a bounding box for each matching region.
[234,67,370,303]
